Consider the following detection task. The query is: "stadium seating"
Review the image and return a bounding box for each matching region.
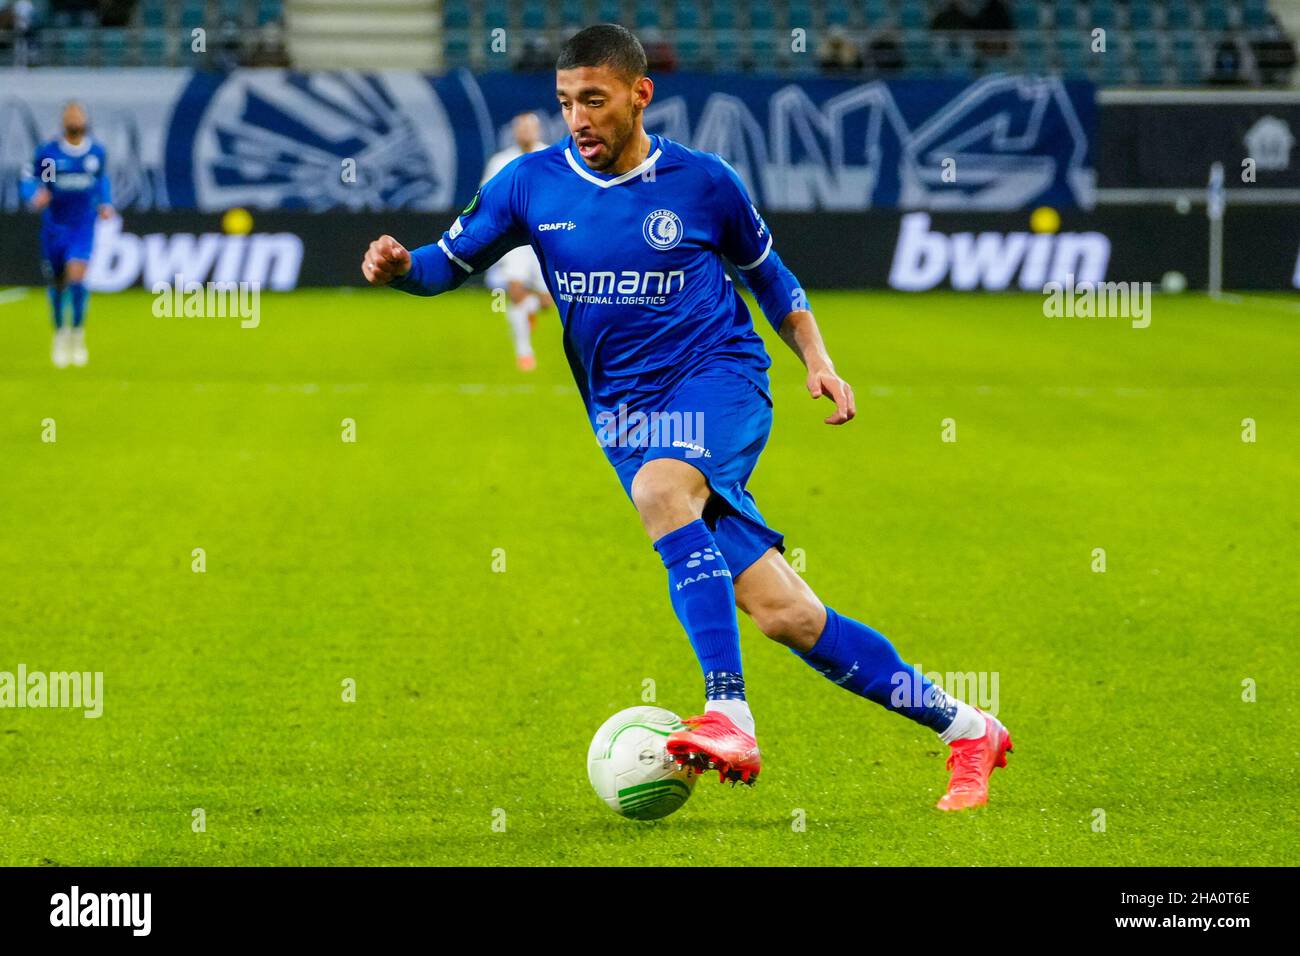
[433,0,1295,87]
[2,0,1295,87]
[4,0,286,67]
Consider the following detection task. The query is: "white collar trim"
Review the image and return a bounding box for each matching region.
[60,137,93,156]
[564,142,661,188]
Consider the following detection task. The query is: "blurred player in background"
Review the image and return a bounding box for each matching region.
[481,112,553,371]
[21,102,114,368]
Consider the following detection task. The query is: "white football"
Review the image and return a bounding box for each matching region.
[587,706,696,820]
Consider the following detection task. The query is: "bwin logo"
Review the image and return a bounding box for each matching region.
[643,209,683,250]
[889,212,1110,291]
[87,217,303,292]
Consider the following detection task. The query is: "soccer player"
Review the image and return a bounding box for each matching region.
[481,111,554,371]
[21,102,114,368]
[362,25,1013,810]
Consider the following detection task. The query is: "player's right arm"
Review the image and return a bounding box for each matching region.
[362,160,528,296]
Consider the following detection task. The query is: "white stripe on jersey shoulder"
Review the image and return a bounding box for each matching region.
[737,235,773,271]
[438,238,473,273]
[564,145,662,188]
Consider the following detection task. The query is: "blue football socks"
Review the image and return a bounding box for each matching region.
[68,282,88,327]
[794,605,962,734]
[653,519,745,701]
[48,285,66,328]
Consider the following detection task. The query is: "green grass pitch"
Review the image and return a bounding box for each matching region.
[1,285,1297,866]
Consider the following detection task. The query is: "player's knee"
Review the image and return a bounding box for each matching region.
[630,471,682,524]
[751,596,825,651]
[630,462,705,534]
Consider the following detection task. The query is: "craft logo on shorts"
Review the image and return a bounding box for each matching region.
[643,209,683,250]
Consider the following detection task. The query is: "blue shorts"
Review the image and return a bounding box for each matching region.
[40,222,95,278]
[605,364,785,578]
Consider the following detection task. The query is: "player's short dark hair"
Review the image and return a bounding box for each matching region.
[556,24,648,82]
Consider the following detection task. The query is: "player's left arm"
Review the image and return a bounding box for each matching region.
[94,146,114,219]
[714,161,855,425]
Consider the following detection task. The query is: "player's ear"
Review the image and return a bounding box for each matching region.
[635,76,654,110]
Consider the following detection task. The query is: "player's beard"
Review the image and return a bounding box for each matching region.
[584,109,639,173]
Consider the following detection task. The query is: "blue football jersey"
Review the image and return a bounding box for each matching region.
[394,134,804,421]
[23,138,111,229]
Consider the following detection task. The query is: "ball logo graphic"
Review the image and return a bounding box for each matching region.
[642,209,683,250]
[587,706,696,820]
[85,155,100,174]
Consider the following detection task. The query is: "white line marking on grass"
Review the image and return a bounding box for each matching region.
[796,383,1159,399]
[1214,293,1300,314]
[0,287,30,305]
[170,380,575,395]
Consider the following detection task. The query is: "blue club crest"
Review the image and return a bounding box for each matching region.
[642,208,683,250]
